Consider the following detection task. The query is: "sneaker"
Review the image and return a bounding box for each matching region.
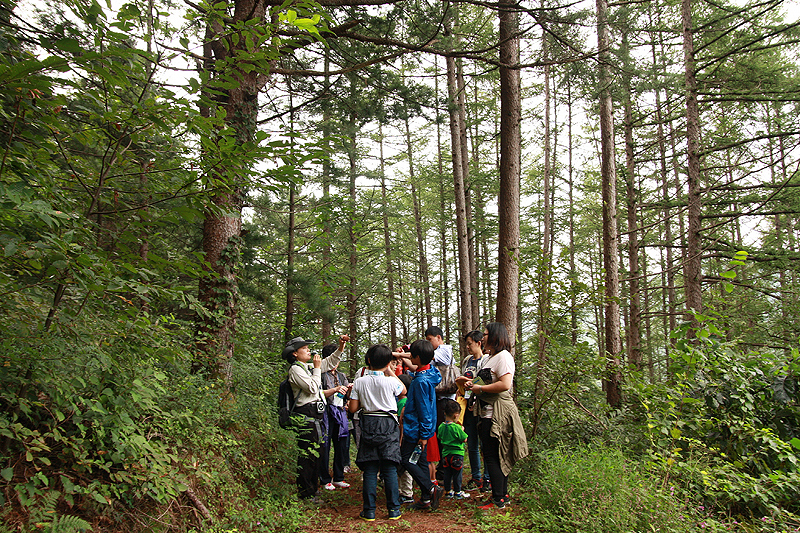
[446,490,455,499]
[480,481,492,493]
[359,511,376,521]
[323,483,336,491]
[478,499,506,510]
[454,491,469,499]
[408,500,431,511]
[400,494,415,504]
[343,466,351,473]
[430,485,445,510]
[388,510,403,520]
[332,481,350,488]
[466,478,482,489]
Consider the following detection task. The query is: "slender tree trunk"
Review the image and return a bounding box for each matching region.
[321,54,333,341]
[597,0,622,407]
[496,0,521,341]
[347,98,358,363]
[406,118,433,329]
[682,0,703,324]
[435,56,451,341]
[568,85,578,346]
[622,28,642,371]
[379,125,398,348]
[445,18,473,348]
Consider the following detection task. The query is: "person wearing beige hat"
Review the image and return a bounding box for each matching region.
[282,334,350,501]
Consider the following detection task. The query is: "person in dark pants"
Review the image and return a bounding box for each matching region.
[399,340,445,511]
[283,334,349,502]
[319,343,352,491]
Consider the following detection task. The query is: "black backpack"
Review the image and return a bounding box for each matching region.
[277,364,300,428]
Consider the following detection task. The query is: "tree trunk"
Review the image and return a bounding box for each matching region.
[445,18,473,348]
[380,125,398,348]
[682,0,703,323]
[196,0,268,384]
[495,0,521,341]
[597,0,622,407]
[406,117,433,329]
[622,28,642,371]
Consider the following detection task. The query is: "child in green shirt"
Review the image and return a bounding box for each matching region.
[437,399,469,499]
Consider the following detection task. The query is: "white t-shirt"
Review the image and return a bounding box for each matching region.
[478,349,515,419]
[351,371,404,413]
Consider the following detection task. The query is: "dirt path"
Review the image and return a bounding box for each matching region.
[301,469,510,533]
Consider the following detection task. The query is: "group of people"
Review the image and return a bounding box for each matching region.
[280,323,528,521]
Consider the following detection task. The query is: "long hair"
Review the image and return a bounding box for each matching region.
[484,322,512,355]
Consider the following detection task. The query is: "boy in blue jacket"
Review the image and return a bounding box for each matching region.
[401,339,445,510]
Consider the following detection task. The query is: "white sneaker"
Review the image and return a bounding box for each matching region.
[323,483,336,490]
[332,481,350,488]
[343,466,351,473]
[455,491,469,499]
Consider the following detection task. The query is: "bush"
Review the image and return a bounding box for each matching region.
[515,444,695,533]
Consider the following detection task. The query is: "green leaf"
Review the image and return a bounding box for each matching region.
[55,38,83,54]
[790,438,800,450]
[1,467,12,481]
[720,270,736,279]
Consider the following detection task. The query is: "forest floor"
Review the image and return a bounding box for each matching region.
[301,468,513,533]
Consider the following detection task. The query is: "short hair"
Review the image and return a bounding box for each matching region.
[424,325,444,339]
[366,344,393,370]
[398,373,412,388]
[443,398,461,417]
[464,330,483,344]
[410,339,435,366]
[321,343,338,358]
[484,322,512,355]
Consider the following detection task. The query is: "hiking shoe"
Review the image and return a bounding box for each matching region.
[430,485,445,510]
[478,499,506,510]
[446,490,455,499]
[454,491,470,499]
[332,481,350,488]
[466,478,482,489]
[323,483,336,491]
[388,509,403,520]
[408,500,431,511]
[400,494,415,504]
[359,511,376,521]
[480,481,492,493]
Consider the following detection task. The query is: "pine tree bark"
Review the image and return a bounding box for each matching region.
[495,0,521,340]
[196,0,269,383]
[597,0,622,407]
[445,18,473,346]
[682,0,703,324]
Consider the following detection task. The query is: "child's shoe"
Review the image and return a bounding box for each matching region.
[454,491,469,499]
[446,490,455,499]
[332,481,350,488]
[388,509,403,520]
[323,483,336,491]
[477,498,506,510]
[400,494,415,504]
[359,511,376,521]
[480,480,492,493]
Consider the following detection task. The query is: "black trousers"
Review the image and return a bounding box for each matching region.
[478,418,508,503]
[296,417,322,499]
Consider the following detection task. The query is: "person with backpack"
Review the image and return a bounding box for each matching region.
[282,334,350,502]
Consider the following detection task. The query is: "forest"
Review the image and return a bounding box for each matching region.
[0,0,799,529]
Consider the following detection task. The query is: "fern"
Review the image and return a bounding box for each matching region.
[41,514,92,533]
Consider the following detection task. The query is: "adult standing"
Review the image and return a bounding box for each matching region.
[283,334,349,501]
[458,330,489,490]
[464,323,528,509]
[319,343,352,491]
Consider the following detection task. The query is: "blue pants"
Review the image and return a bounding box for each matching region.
[361,460,400,515]
[400,439,434,501]
[463,410,485,481]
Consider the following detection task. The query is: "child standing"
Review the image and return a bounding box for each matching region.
[400,339,445,511]
[348,345,407,521]
[438,399,469,499]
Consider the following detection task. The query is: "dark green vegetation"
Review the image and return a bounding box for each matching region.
[1,0,799,531]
